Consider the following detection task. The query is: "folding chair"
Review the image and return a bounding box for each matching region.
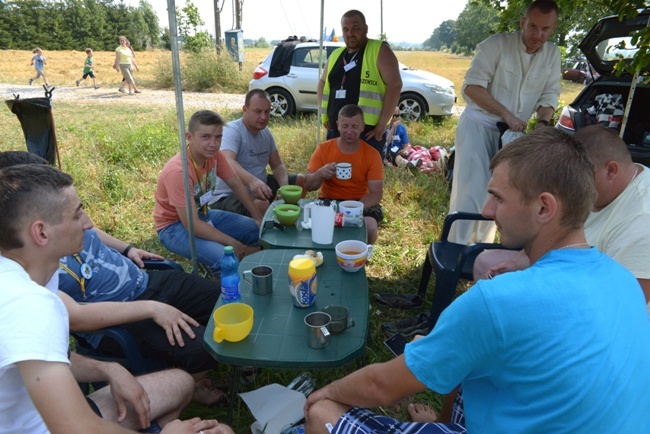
[421,212,508,331]
[5,86,61,167]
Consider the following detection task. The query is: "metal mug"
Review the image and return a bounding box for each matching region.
[243,265,273,295]
[305,312,331,349]
[321,305,354,334]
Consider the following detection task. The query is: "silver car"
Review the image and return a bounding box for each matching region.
[249,41,456,121]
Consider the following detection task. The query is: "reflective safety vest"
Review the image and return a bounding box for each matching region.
[321,39,386,127]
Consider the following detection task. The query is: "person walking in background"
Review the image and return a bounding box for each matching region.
[117,37,136,93]
[28,47,49,87]
[317,9,402,159]
[448,0,561,245]
[113,35,141,95]
[76,48,99,89]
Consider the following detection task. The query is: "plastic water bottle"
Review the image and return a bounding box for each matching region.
[219,246,241,304]
[280,424,305,434]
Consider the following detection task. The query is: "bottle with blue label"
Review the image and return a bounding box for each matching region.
[288,258,317,308]
[280,424,305,434]
[220,246,241,304]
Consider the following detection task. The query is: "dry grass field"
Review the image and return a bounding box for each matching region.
[2,47,581,104]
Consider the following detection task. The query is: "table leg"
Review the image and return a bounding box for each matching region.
[226,366,241,425]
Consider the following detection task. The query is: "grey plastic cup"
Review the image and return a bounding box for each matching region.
[243,265,273,295]
[321,305,355,334]
[305,312,331,349]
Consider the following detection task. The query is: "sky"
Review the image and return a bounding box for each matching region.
[132,0,469,44]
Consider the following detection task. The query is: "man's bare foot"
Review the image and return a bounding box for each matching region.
[408,402,438,423]
[193,379,226,405]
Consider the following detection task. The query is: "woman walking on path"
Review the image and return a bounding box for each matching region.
[29,47,50,87]
[113,35,141,95]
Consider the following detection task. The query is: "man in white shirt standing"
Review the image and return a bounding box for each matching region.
[449,0,561,244]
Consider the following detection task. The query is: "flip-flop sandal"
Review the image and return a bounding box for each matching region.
[375,293,424,309]
[383,312,431,335]
[240,366,260,385]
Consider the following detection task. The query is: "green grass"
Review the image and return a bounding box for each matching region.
[0,101,454,432]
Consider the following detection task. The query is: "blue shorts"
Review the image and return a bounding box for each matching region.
[331,407,466,434]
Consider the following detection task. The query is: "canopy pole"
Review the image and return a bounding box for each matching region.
[316,0,325,148]
[167,0,199,274]
[619,13,649,140]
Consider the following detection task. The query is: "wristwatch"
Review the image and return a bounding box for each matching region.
[537,119,551,127]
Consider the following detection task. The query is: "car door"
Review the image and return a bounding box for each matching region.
[286,46,335,111]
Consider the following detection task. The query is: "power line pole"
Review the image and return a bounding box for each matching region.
[380,0,384,40]
[235,0,242,29]
[213,0,222,52]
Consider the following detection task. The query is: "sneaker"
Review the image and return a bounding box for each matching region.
[375,293,424,310]
[94,85,100,89]
[118,85,125,93]
[128,91,134,95]
[134,90,141,94]
[382,312,431,335]
[76,80,80,87]
[28,78,33,85]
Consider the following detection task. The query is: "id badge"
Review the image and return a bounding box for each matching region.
[343,60,356,72]
[390,145,399,153]
[335,89,347,99]
[199,191,213,206]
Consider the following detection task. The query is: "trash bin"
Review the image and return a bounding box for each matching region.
[5,95,59,166]
[225,29,245,62]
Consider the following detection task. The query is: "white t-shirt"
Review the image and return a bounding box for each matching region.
[585,165,650,311]
[0,257,70,434]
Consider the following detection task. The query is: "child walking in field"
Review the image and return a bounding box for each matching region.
[76,48,99,89]
[29,47,49,87]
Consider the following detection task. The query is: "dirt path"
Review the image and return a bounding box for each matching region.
[1,82,464,116]
[0,83,245,111]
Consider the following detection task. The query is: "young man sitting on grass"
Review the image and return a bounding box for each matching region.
[0,150,224,406]
[154,110,261,274]
[0,164,232,434]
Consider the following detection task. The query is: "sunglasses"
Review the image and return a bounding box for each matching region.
[392,114,400,118]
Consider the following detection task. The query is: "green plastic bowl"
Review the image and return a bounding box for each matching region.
[275,204,301,226]
[279,185,303,204]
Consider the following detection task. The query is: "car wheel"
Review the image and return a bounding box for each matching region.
[267,88,295,117]
[398,93,427,122]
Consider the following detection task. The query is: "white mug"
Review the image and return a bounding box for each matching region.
[338,200,364,216]
[336,163,352,180]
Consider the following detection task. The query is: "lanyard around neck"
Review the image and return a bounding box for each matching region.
[187,146,209,214]
[58,254,88,300]
[340,50,360,89]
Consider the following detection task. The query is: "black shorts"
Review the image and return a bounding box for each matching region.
[86,397,102,417]
[82,71,96,79]
[97,270,220,373]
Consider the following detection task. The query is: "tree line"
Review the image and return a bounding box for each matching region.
[0,0,161,51]
[422,0,648,75]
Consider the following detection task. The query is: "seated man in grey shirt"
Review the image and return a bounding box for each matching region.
[212,89,304,216]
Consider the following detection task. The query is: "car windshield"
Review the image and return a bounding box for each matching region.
[596,36,639,61]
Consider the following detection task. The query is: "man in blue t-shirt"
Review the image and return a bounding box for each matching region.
[58,227,223,405]
[302,128,650,434]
